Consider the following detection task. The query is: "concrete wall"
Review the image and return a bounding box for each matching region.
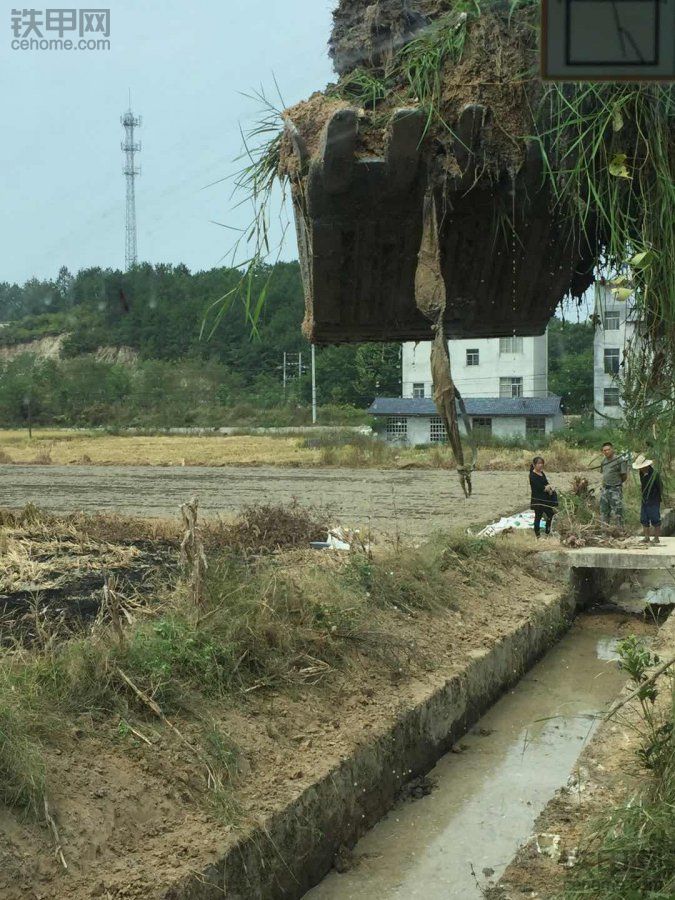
[402,331,549,399]
[593,284,636,427]
[383,414,560,446]
[548,411,565,434]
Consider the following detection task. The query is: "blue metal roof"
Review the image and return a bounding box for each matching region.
[368,396,562,417]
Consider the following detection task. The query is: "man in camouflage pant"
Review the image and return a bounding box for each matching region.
[599,441,628,527]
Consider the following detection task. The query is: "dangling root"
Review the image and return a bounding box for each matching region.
[415,189,476,497]
[431,320,476,497]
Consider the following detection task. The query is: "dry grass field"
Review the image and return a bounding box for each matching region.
[0,429,595,471]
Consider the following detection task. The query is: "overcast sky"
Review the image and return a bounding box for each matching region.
[0,0,335,284]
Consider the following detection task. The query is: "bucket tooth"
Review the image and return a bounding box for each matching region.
[521,139,545,195]
[386,108,425,191]
[319,108,359,194]
[283,116,309,174]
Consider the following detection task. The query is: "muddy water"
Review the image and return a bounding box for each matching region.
[305,614,632,900]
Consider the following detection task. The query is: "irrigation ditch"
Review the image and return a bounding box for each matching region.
[165,513,675,900]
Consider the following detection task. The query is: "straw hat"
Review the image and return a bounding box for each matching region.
[632,453,654,470]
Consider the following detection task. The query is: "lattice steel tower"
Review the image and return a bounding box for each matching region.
[121,105,141,270]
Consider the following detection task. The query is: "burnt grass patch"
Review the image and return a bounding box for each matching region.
[0,501,332,646]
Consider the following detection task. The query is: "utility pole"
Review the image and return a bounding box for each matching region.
[121,97,141,270]
[311,345,317,424]
[279,352,311,406]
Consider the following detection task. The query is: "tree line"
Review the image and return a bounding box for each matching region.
[0,262,400,426]
[0,261,593,427]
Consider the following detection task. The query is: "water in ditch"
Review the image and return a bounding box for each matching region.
[305,611,652,900]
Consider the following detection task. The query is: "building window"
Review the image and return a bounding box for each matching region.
[603,310,620,330]
[386,416,408,440]
[526,416,547,440]
[429,416,447,443]
[499,336,524,354]
[466,348,479,366]
[412,382,425,399]
[604,348,620,375]
[472,417,493,439]
[604,388,621,407]
[500,376,523,398]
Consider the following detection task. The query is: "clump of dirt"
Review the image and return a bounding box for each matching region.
[555,476,634,548]
[281,5,540,178]
[329,0,441,75]
[396,773,435,802]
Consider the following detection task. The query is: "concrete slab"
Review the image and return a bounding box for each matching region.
[545,537,675,570]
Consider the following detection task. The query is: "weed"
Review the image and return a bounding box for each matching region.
[220,501,329,555]
[29,450,52,465]
[564,639,675,899]
[333,68,388,110]
[0,701,46,814]
[616,636,673,771]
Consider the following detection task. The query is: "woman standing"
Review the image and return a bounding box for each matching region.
[529,456,557,538]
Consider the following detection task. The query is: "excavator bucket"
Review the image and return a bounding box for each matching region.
[284,103,596,345]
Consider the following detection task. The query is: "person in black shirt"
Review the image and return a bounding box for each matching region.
[632,454,663,545]
[529,456,558,538]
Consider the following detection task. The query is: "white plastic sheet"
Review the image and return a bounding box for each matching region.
[475,509,535,538]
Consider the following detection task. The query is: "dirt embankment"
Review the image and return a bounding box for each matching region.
[0,334,67,361]
[0,513,562,900]
[0,335,138,365]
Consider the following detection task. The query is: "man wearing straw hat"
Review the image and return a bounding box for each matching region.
[633,453,663,545]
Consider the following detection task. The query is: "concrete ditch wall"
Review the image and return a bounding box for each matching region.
[166,513,675,900]
[166,589,579,900]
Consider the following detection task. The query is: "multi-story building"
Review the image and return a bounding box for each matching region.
[401,333,549,401]
[593,282,636,427]
[368,331,563,446]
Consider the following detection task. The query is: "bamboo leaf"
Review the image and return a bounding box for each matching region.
[609,152,631,179]
[629,250,655,269]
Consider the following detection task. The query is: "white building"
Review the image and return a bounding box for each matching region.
[368,396,564,445]
[402,333,549,401]
[593,283,637,427]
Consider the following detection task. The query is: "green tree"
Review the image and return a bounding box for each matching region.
[548,318,594,413]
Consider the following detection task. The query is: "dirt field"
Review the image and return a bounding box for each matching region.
[0,465,596,538]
